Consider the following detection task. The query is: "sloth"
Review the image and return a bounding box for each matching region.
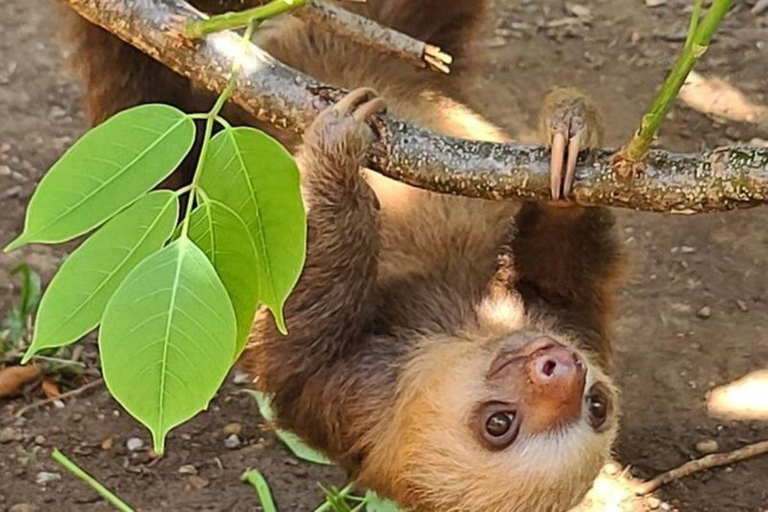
[65,0,623,510]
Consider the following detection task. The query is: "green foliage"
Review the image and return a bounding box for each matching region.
[1,264,42,352]
[242,469,278,512]
[100,238,237,453]
[22,191,178,363]
[363,491,402,512]
[187,200,259,357]
[249,389,334,465]
[5,105,194,251]
[52,449,135,512]
[3,17,307,468]
[198,127,306,334]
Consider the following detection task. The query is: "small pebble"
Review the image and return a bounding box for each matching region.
[566,3,591,18]
[9,504,38,512]
[670,303,692,314]
[696,306,712,319]
[224,434,241,449]
[0,427,20,444]
[735,299,749,312]
[645,0,668,6]
[178,464,198,476]
[187,475,209,490]
[101,438,113,451]
[223,422,243,436]
[695,439,719,454]
[35,472,61,485]
[34,435,45,446]
[126,437,145,451]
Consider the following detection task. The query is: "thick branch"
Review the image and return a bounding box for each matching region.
[62,0,768,213]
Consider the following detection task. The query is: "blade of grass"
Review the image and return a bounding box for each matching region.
[242,469,278,512]
[52,448,134,512]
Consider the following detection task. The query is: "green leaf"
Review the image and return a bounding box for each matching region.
[187,200,259,358]
[12,264,42,318]
[364,491,402,512]
[247,389,334,465]
[241,469,278,512]
[22,191,178,363]
[198,127,306,334]
[5,105,194,251]
[100,238,237,453]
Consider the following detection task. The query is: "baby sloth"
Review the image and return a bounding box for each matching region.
[65,0,622,509]
[243,87,621,512]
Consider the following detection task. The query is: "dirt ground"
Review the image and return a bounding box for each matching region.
[1,0,768,510]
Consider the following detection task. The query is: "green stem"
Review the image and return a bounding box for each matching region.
[180,22,257,238]
[52,449,134,512]
[185,0,308,38]
[622,0,733,162]
[241,469,278,512]
[684,0,704,50]
[313,483,358,512]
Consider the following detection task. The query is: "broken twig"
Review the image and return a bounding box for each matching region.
[635,440,768,494]
[15,378,104,417]
[185,0,452,72]
[63,0,768,213]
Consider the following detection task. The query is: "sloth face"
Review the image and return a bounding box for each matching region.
[363,330,618,512]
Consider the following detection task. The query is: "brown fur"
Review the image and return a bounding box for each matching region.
[64,2,623,510]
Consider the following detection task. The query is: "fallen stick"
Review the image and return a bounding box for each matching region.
[15,378,104,417]
[62,0,768,213]
[635,440,768,494]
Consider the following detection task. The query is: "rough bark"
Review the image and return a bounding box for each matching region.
[61,0,768,213]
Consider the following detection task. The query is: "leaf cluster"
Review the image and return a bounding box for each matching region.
[6,103,306,453]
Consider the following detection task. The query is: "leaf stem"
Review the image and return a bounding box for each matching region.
[621,0,733,162]
[180,22,257,239]
[52,448,134,512]
[684,0,704,51]
[185,0,307,38]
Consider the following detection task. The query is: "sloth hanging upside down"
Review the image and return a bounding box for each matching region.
[66,0,624,510]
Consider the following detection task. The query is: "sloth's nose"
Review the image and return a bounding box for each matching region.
[530,342,585,385]
[523,337,587,432]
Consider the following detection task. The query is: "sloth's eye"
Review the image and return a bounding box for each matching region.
[486,411,513,436]
[586,385,610,430]
[483,410,520,449]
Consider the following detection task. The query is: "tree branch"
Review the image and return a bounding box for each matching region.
[185,0,453,73]
[61,0,768,213]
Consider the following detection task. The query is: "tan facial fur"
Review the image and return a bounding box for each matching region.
[361,296,619,512]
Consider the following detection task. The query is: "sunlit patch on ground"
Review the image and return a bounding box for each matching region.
[679,71,768,128]
[707,368,768,421]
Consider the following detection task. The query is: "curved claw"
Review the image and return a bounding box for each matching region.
[550,132,567,200]
[564,131,583,198]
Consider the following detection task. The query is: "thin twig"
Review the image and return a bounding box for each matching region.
[52,449,135,512]
[61,0,768,212]
[185,0,451,72]
[15,378,103,417]
[635,440,768,495]
[293,1,452,73]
